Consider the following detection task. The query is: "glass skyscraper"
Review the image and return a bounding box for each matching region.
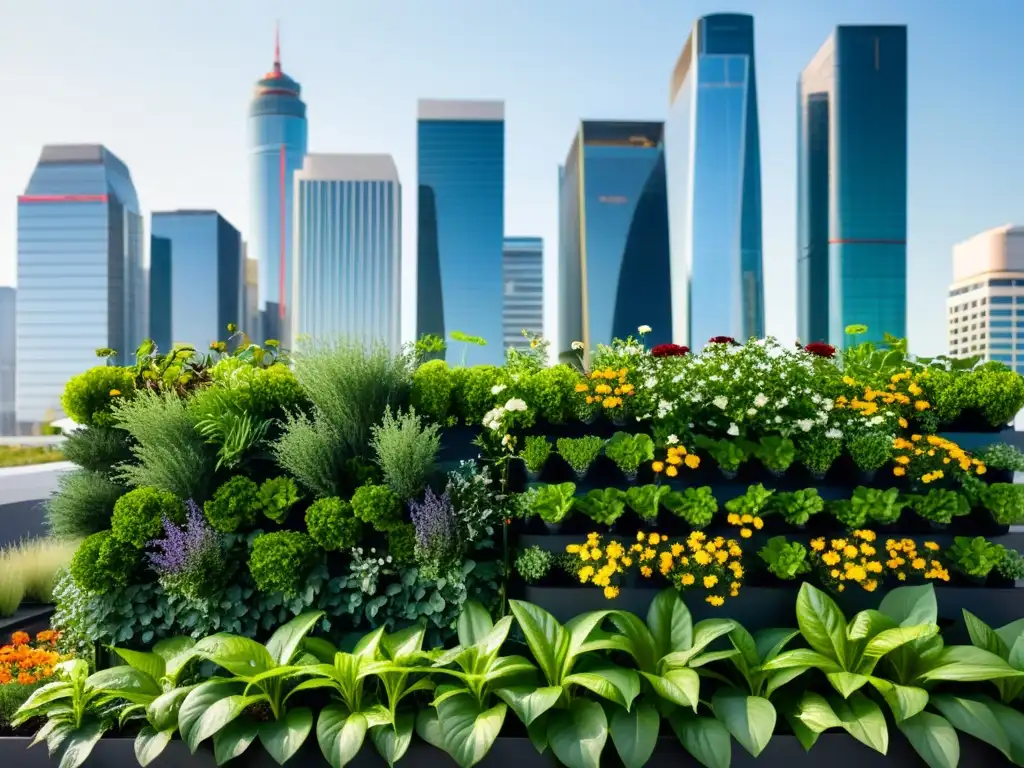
[249,30,308,349]
[149,235,172,353]
[16,144,144,432]
[558,121,671,360]
[0,287,14,435]
[417,99,505,365]
[151,211,242,348]
[797,25,908,347]
[293,154,402,352]
[665,13,764,348]
[502,237,544,351]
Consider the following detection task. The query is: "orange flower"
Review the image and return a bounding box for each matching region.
[10,632,29,646]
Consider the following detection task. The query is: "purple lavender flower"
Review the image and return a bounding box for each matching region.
[148,499,223,599]
[408,489,459,578]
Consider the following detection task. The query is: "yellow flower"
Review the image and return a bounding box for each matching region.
[831,539,848,550]
[636,531,646,542]
[924,541,939,551]
[579,566,594,583]
[911,558,926,570]
[715,550,729,564]
[866,561,883,574]
[694,550,712,565]
[109,389,121,397]
[666,465,679,478]
[603,586,620,599]
[595,384,612,395]
[977,464,987,475]
[898,417,908,428]
[688,531,706,542]
[642,548,656,561]
[651,461,665,473]
[739,528,752,539]
[703,575,718,588]
[822,552,841,566]
[847,565,867,582]
[863,580,878,592]
[640,566,653,578]
[911,434,922,442]
[621,556,633,567]
[671,543,685,557]
[728,563,744,579]
[842,545,858,559]
[895,456,911,465]
[706,595,725,607]
[648,533,661,546]
[574,382,589,393]
[893,467,906,477]
[752,517,764,530]
[680,573,695,586]
[810,538,826,551]
[566,544,581,554]
[915,400,931,411]
[843,376,857,386]
[684,454,700,469]
[727,513,741,525]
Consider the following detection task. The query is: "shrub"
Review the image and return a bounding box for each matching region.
[259,477,301,524]
[972,365,1024,427]
[305,498,363,551]
[847,430,893,472]
[451,366,500,424]
[350,484,403,531]
[248,531,318,595]
[60,426,134,477]
[523,366,583,424]
[410,360,454,423]
[204,476,262,533]
[5,538,79,603]
[520,436,552,474]
[0,681,42,726]
[515,546,554,584]
[797,431,844,476]
[370,408,441,501]
[61,365,136,427]
[997,547,1024,581]
[110,487,185,549]
[387,523,418,567]
[45,470,125,540]
[555,436,604,475]
[70,531,139,592]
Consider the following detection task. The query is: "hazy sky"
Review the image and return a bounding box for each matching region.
[2,0,1024,354]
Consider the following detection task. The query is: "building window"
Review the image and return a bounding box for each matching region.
[991,309,1012,317]
[981,297,987,305]
[989,279,1014,287]
[993,353,1013,362]
[992,320,1012,328]
[991,332,1012,339]
[991,296,1013,304]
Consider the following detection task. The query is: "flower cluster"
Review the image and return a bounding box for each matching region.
[651,440,700,477]
[883,538,950,583]
[568,532,631,599]
[0,630,63,686]
[803,342,836,359]
[651,344,689,358]
[576,367,635,411]
[892,434,986,484]
[148,499,224,600]
[726,510,765,539]
[809,530,950,592]
[667,531,745,605]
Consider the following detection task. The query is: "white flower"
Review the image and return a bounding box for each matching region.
[823,400,834,411]
[482,407,505,431]
[797,419,814,432]
[747,408,757,417]
[491,384,507,395]
[504,398,527,412]
[753,393,768,408]
[667,434,679,445]
[727,423,740,437]
[811,393,822,404]
[720,364,730,372]
[825,428,843,439]
[778,397,789,408]
[774,416,783,423]
[638,325,652,334]
[645,376,658,388]
[625,344,644,355]
[502,433,512,446]
[571,341,584,351]
[869,415,884,426]
[713,396,729,410]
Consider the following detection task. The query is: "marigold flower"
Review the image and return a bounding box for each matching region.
[924,541,939,551]
[706,595,725,606]
[640,566,653,578]
[694,550,712,565]
[915,400,931,411]
[898,417,909,428]
[604,586,620,599]
[739,528,752,539]
[651,461,665,473]
[893,467,906,477]
[574,383,589,393]
[810,538,825,551]
[666,465,678,478]
[680,573,695,586]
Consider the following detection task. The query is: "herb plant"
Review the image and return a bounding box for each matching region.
[258,477,301,524]
[248,531,319,595]
[351,484,404,532]
[203,476,261,533]
[305,498,363,551]
[979,442,1024,472]
[409,488,460,580]
[556,436,605,477]
[148,499,224,600]
[514,546,554,584]
[850,486,906,526]
[828,498,867,530]
[846,429,894,472]
[768,489,823,526]
[909,488,971,526]
[371,408,441,502]
[110,487,185,549]
[519,436,552,474]
[724,484,774,520]
[796,430,843,477]
[982,483,1024,525]
[995,547,1024,582]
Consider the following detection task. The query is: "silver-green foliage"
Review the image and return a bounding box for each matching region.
[371,408,441,501]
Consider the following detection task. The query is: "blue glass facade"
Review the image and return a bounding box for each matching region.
[665,13,764,348]
[0,287,14,435]
[502,237,544,350]
[151,211,242,348]
[797,26,908,347]
[293,155,402,352]
[16,144,144,431]
[249,44,308,349]
[149,235,172,353]
[558,122,672,358]
[417,100,505,365]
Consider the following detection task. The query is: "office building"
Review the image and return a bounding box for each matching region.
[948,225,1024,372]
[149,235,172,352]
[293,154,402,351]
[665,13,764,348]
[558,121,671,360]
[151,211,242,348]
[417,99,505,365]
[503,237,544,351]
[16,144,145,432]
[249,27,308,349]
[0,288,14,435]
[797,25,908,347]
[243,250,260,340]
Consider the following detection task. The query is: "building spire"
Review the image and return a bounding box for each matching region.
[273,21,281,73]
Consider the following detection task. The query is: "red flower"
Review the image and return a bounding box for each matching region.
[804,342,836,358]
[708,336,737,345]
[651,343,689,358]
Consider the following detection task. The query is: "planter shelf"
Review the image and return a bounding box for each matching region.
[0,604,53,638]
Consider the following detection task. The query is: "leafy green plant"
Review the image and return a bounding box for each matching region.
[60,426,134,478]
[767,489,823,526]
[829,498,866,530]
[524,365,583,425]
[982,483,1024,525]
[996,548,1024,582]
[664,486,718,528]
[248,532,320,595]
[759,538,811,580]
[724,484,773,520]
[203,476,261,533]
[694,435,748,474]
[847,430,894,473]
[258,477,301,524]
[963,610,1024,704]
[909,488,971,526]
[61,364,136,427]
[851,486,907,526]
[626,484,670,523]
[191,386,273,471]
[531,483,576,526]
[515,546,554,584]
[971,363,1024,427]
[753,436,796,474]
[978,442,1024,472]
[350,484,404,532]
[450,366,500,425]
[411,360,454,424]
[574,488,628,526]
[796,431,843,477]
[70,530,140,592]
[45,469,126,540]
[371,408,441,502]
[555,437,605,477]
[110,487,185,549]
[305,498,363,551]
[604,432,655,477]
[0,557,24,616]
[947,536,1003,579]
[449,331,488,366]
[519,436,552,475]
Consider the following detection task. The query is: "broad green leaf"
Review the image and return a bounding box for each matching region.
[712,688,775,757]
[109,648,165,682]
[509,600,570,687]
[610,701,660,768]
[647,588,693,658]
[353,626,386,659]
[212,716,259,765]
[152,635,196,662]
[177,680,244,751]
[527,714,548,754]
[641,669,699,710]
[784,704,820,752]
[669,709,732,768]
[671,619,737,666]
[879,585,938,627]
[495,685,562,725]
[831,692,888,754]
[303,637,340,664]
[370,711,414,767]
[868,678,928,722]
[547,698,607,768]
[688,650,741,668]
[486,654,535,684]
[754,628,800,665]
[609,611,659,673]
[184,692,260,752]
[796,583,849,667]
[260,706,314,765]
[382,626,426,661]
[57,721,105,768]
[193,634,275,677]
[919,646,1024,682]
[564,664,640,709]
[760,648,843,673]
[436,695,507,768]
[266,611,323,666]
[317,706,368,768]
[46,722,74,757]
[457,600,494,648]
[826,671,869,698]
[848,610,898,641]
[764,667,809,697]
[794,692,842,733]
[134,726,173,767]
[87,666,162,704]
[963,611,1009,657]
[16,681,72,713]
[983,697,1024,764]
[565,610,614,661]
[897,712,959,768]
[862,625,938,660]
[995,618,1024,650]
[416,708,445,751]
[474,617,516,670]
[930,694,1010,759]
[727,627,758,684]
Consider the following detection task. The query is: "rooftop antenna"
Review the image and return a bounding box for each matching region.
[273,21,281,72]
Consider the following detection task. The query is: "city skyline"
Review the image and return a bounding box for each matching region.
[3,1,1024,357]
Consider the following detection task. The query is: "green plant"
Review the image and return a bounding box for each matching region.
[249,532,320,595]
[753,435,796,474]
[259,477,301,524]
[45,469,126,540]
[847,430,894,472]
[520,436,552,474]
[978,442,1024,472]
[61,364,136,427]
[305,498,364,551]
[60,425,134,477]
[531,483,576,525]
[0,681,41,727]
[724,484,773,519]
[996,547,1024,582]
[604,432,655,477]
[0,557,24,616]
[450,330,488,365]
[524,365,582,424]
[982,483,1024,525]
[851,486,907,526]
[963,610,1024,703]
[575,488,628,526]
[203,476,262,533]
[514,546,554,584]
[759,537,811,580]
[972,363,1024,426]
[626,484,670,522]
[191,386,273,471]
[555,436,604,476]
[451,366,500,424]
[350,484,404,532]
[796,430,843,477]
[909,488,971,526]
[948,536,1003,579]
[371,408,441,502]
[69,530,140,592]
[110,486,185,549]
[829,498,866,530]
[664,486,718,528]
[4,538,79,603]
[411,359,455,423]
[694,435,748,473]
[768,489,823,526]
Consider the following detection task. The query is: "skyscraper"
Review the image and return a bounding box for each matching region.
[558,121,671,360]
[665,13,764,348]
[502,237,544,351]
[0,287,14,436]
[151,211,242,347]
[16,144,144,433]
[249,27,308,349]
[948,225,1024,371]
[417,99,505,365]
[149,235,172,353]
[292,154,402,351]
[797,25,908,347]
[243,250,260,340]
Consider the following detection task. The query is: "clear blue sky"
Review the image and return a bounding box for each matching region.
[2,0,1023,354]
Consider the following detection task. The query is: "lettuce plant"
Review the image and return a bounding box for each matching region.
[663,486,717,528]
[604,432,655,478]
[850,486,906,526]
[694,435,748,474]
[531,483,576,525]
[909,489,971,526]
[768,489,823,526]
[574,488,627,527]
[982,483,1024,525]
[759,537,811,580]
[752,435,796,474]
[625,484,670,523]
[947,536,1003,579]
